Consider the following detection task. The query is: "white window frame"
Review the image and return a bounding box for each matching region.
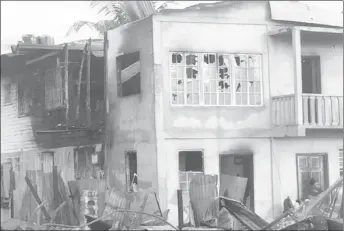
[169,52,264,107]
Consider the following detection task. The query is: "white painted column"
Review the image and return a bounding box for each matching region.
[292,28,303,128]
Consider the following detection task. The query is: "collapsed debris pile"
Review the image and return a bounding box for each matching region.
[1,171,343,230]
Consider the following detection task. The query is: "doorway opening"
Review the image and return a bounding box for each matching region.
[220,154,254,211]
[125,151,138,192]
[302,56,321,124]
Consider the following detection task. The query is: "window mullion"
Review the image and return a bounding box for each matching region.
[246,54,250,106]
[216,53,219,106]
[200,53,204,106]
[231,54,236,106]
[183,54,187,105]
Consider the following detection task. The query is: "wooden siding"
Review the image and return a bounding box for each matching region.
[1,76,39,154]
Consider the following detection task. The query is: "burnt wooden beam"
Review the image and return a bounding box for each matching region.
[25,176,52,221]
[76,43,88,123]
[26,51,60,65]
[64,44,69,129]
[86,38,91,127]
[9,168,15,218]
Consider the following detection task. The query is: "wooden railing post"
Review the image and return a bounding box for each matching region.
[177,189,183,230]
[292,28,303,128]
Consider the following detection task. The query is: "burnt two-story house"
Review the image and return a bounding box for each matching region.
[104,1,343,225]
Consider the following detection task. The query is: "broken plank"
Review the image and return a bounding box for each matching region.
[189,174,218,227]
[26,51,60,65]
[24,176,51,221]
[135,192,149,228]
[67,181,80,225]
[220,174,248,202]
[120,61,141,83]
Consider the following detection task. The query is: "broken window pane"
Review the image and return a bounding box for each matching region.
[234,55,247,67]
[219,67,229,79]
[186,54,198,65]
[235,82,242,92]
[248,55,260,68]
[186,68,198,79]
[172,53,183,64]
[203,54,216,65]
[171,79,184,91]
[172,92,184,104]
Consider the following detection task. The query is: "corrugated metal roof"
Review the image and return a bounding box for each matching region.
[269,1,343,28]
[10,42,104,57]
[159,1,343,28]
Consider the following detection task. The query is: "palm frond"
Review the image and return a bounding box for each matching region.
[66,20,117,37]
[67,1,174,37]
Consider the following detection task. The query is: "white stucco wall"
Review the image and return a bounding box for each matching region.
[271,137,343,215]
[161,138,273,225]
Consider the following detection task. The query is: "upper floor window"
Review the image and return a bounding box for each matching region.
[170,52,263,106]
[45,57,65,110]
[117,51,141,97]
[3,83,12,105]
[18,76,33,117]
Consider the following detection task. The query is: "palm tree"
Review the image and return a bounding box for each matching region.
[66,1,172,37]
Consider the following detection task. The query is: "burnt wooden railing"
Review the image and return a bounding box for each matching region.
[272,94,343,128]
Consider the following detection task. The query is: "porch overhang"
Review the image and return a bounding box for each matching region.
[268,26,343,36]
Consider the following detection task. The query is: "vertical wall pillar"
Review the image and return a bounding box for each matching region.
[292,29,303,131]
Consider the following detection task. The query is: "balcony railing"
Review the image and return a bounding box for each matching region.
[272,94,343,128]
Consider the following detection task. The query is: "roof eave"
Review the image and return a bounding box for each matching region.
[268,26,343,36]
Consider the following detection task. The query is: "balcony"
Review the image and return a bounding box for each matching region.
[272,94,343,136]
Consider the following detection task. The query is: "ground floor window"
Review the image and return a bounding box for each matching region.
[296,154,328,200]
[125,151,138,192]
[179,150,204,191]
[178,150,204,222]
[74,146,103,180]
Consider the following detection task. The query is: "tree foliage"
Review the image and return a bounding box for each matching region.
[67,1,171,37]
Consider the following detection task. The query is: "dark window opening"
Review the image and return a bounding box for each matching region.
[3,84,11,105]
[117,52,141,97]
[302,56,321,94]
[179,151,203,172]
[125,151,138,192]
